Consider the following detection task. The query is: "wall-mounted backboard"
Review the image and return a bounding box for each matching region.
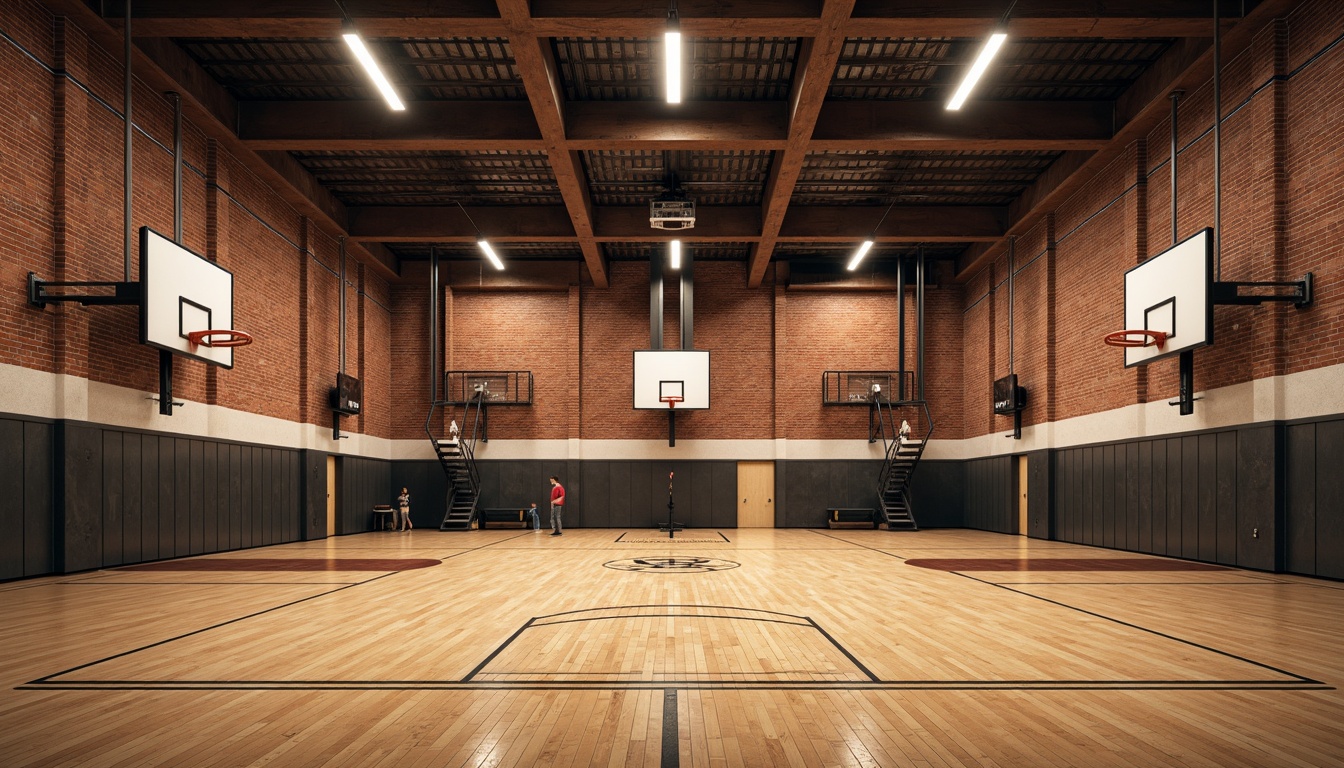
[1123,228,1212,367]
[140,227,236,368]
[633,349,710,409]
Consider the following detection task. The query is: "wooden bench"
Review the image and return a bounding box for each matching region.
[480,508,529,529]
[372,504,395,531]
[826,508,877,529]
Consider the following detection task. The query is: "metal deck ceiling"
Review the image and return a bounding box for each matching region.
[112,0,1257,286]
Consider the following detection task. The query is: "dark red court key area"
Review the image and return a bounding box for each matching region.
[117,558,441,572]
[905,558,1230,572]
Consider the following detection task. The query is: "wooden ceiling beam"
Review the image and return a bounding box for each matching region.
[954,0,1299,282]
[347,205,576,243]
[749,0,857,288]
[237,99,1108,151]
[110,0,1242,39]
[811,101,1113,151]
[238,101,544,151]
[780,205,1006,242]
[347,204,995,243]
[496,0,608,287]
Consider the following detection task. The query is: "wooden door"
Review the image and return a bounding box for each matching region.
[737,461,775,528]
[326,455,337,537]
[1017,455,1029,536]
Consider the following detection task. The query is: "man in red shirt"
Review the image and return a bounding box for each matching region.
[548,475,566,536]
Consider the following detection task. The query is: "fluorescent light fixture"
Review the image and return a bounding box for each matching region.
[477,239,504,270]
[665,16,682,104]
[946,32,1007,111]
[847,240,875,271]
[342,26,406,111]
[669,239,682,269]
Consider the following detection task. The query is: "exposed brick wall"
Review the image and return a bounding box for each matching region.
[0,0,391,440]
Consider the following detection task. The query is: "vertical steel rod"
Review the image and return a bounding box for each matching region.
[916,246,926,401]
[1170,91,1182,245]
[339,237,347,375]
[1007,236,1015,374]
[1213,0,1222,279]
[650,252,664,349]
[897,257,906,400]
[123,0,133,280]
[169,92,182,243]
[679,249,694,350]
[429,245,439,404]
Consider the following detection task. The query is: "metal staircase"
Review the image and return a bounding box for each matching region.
[425,398,484,531]
[871,398,933,531]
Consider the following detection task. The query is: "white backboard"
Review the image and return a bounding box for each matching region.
[1123,228,1213,367]
[634,349,710,409]
[140,227,237,368]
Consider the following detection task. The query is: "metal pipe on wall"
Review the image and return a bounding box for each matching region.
[650,252,664,349]
[679,250,694,350]
[1213,0,1222,278]
[1170,90,1182,245]
[429,246,439,404]
[123,0,133,280]
[916,246,926,401]
[339,237,347,375]
[1007,237,1015,374]
[169,92,182,243]
[897,257,906,400]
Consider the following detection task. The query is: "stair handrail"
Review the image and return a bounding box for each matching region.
[876,399,933,507]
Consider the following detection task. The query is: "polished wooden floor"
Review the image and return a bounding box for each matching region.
[2,528,1342,767]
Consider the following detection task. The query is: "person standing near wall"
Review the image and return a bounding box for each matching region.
[548,476,565,536]
[527,502,540,530]
[397,487,413,532]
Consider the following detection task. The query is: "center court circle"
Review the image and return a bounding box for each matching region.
[603,556,741,573]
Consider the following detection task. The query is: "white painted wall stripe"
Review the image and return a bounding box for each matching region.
[3,361,1342,463]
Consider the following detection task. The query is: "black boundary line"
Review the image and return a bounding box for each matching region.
[956,572,1326,685]
[460,618,536,682]
[63,581,366,586]
[806,616,880,683]
[530,614,811,628]
[614,532,627,542]
[718,532,730,542]
[662,689,679,768]
[460,605,868,684]
[808,530,907,560]
[532,603,812,622]
[26,532,531,687]
[17,682,1330,692]
[991,581,1302,586]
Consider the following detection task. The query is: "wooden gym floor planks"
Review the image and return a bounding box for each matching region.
[1,528,1342,767]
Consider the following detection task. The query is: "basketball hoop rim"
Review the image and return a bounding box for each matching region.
[660,395,684,409]
[1103,329,1167,349]
[187,329,254,348]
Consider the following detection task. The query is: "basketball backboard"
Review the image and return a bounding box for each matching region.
[1123,228,1212,367]
[140,227,237,368]
[634,349,709,409]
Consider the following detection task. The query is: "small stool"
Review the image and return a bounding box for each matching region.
[372,505,395,531]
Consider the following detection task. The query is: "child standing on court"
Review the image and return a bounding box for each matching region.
[397,487,412,531]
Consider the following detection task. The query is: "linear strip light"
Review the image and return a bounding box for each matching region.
[846,240,875,271]
[946,32,1007,111]
[477,239,505,271]
[665,12,682,104]
[342,24,406,111]
[669,239,682,269]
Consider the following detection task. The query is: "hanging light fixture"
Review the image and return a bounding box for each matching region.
[665,1,682,104]
[847,201,896,272]
[669,239,682,270]
[337,1,405,111]
[456,202,505,271]
[946,1,1015,111]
